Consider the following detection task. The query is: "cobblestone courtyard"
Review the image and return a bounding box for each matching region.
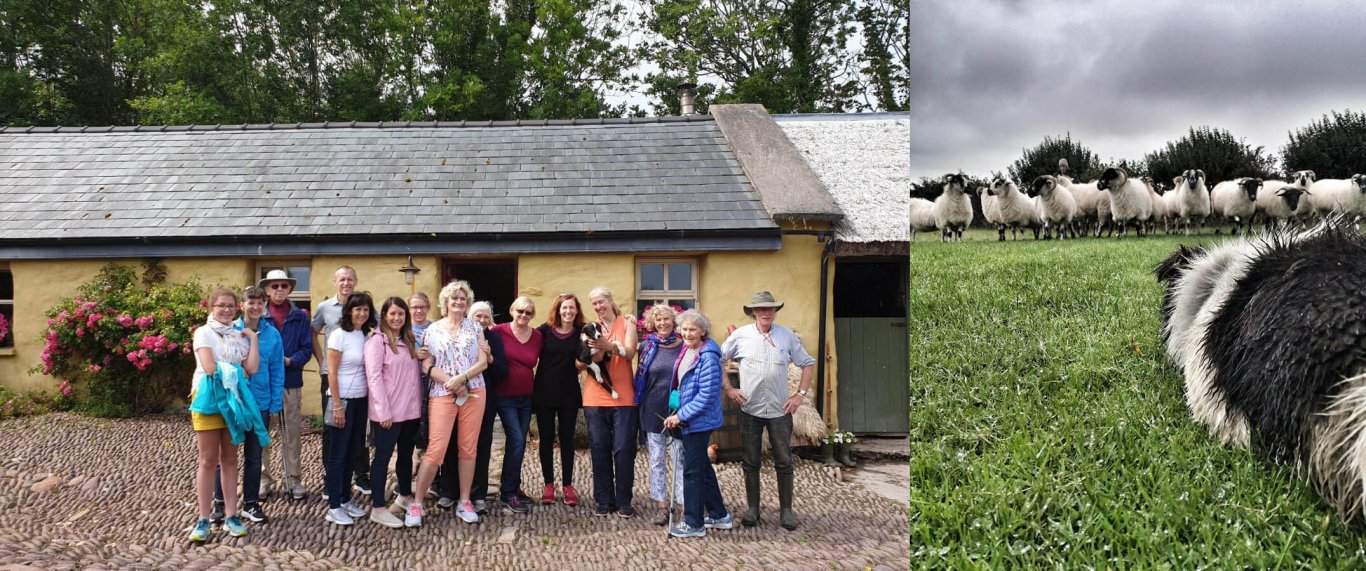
[0,414,909,570]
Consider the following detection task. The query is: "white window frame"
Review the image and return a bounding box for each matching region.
[635,257,699,314]
[254,260,312,305]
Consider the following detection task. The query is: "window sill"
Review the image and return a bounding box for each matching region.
[0,347,14,357]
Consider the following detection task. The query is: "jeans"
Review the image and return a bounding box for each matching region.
[496,396,533,499]
[739,411,794,477]
[369,419,418,508]
[681,430,727,529]
[322,375,371,489]
[324,397,367,509]
[469,396,497,502]
[215,410,269,505]
[537,405,578,486]
[584,406,638,510]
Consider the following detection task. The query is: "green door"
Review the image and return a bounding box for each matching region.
[835,317,909,433]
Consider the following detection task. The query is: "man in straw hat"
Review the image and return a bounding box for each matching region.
[720,291,816,530]
[258,269,313,501]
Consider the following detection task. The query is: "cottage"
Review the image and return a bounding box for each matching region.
[0,105,907,435]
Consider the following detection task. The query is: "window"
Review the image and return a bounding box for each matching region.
[635,258,698,316]
[0,267,12,349]
[254,261,312,304]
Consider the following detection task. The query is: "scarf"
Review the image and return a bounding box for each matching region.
[632,330,680,405]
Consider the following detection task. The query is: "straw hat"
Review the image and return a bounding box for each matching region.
[257,269,297,289]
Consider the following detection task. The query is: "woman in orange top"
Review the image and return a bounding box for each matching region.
[582,286,639,517]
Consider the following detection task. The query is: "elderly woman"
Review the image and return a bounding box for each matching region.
[583,286,639,517]
[409,280,490,526]
[664,309,732,538]
[490,297,543,513]
[633,304,685,525]
[534,293,589,506]
[188,287,261,542]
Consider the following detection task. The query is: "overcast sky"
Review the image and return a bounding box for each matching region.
[910,0,1366,181]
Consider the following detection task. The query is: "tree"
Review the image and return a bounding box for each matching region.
[639,0,862,114]
[1008,134,1101,185]
[854,0,907,111]
[1282,110,1366,179]
[1143,126,1277,186]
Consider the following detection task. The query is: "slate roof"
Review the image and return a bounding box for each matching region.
[774,113,910,249]
[0,117,780,258]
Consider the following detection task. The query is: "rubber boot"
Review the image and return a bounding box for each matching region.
[821,443,839,467]
[778,472,798,531]
[837,442,857,468]
[741,471,761,527]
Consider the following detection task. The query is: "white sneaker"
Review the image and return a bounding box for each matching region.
[393,495,413,511]
[326,507,354,526]
[369,508,404,529]
[456,501,480,524]
[342,500,367,518]
[405,503,424,527]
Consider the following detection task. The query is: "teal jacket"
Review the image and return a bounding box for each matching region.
[190,360,272,446]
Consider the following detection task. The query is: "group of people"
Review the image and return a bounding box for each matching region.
[186,265,817,542]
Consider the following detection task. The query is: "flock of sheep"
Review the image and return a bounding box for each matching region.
[909,169,1366,242]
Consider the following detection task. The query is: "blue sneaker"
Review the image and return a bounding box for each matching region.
[704,513,733,530]
[668,522,706,538]
[188,518,211,542]
[223,515,247,537]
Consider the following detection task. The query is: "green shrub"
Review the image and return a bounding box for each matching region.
[30,260,208,417]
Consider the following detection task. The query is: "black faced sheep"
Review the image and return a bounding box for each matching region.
[1155,222,1366,522]
[1028,175,1078,240]
[935,173,974,242]
[1172,169,1211,235]
[1097,167,1152,237]
[1209,177,1262,235]
[989,178,1042,240]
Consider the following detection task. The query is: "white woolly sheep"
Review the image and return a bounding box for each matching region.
[1055,175,1103,237]
[1258,171,1315,230]
[1028,175,1078,240]
[1143,176,1171,235]
[1255,184,1311,230]
[990,178,1042,240]
[909,197,937,242]
[1171,169,1211,235]
[1209,177,1262,235]
[1308,174,1366,225]
[979,185,1004,239]
[1096,167,1153,237]
[934,173,974,242]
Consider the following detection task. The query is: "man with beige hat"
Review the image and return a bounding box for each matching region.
[258,269,313,500]
[720,291,815,530]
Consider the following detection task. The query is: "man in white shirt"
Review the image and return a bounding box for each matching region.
[312,266,372,496]
[720,291,815,531]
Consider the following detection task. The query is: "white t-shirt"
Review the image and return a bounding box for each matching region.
[190,322,250,394]
[326,328,369,398]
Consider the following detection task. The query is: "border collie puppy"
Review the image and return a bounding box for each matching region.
[578,322,618,399]
[1155,221,1366,521]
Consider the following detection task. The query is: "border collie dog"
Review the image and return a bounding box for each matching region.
[1155,221,1366,521]
[579,322,618,399]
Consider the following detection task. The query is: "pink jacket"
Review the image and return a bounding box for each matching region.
[364,333,423,424]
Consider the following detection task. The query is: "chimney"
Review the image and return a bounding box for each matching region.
[676,82,698,116]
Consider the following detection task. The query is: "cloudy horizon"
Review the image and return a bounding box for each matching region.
[909,0,1366,182]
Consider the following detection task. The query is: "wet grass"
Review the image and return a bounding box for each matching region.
[906,233,1366,568]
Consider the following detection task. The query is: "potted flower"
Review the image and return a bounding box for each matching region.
[835,431,858,468]
[820,432,843,467]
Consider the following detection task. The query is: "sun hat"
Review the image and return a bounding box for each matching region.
[743,291,784,316]
[257,269,297,290]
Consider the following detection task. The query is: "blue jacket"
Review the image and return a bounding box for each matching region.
[675,339,724,434]
[262,302,313,389]
[235,318,285,414]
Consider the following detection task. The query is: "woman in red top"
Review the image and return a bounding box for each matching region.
[490,296,543,513]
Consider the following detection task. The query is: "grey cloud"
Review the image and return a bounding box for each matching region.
[911,0,1366,180]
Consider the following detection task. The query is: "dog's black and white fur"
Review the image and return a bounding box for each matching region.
[578,322,618,399]
[1156,220,1366,521]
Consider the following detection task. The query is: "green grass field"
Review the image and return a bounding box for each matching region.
[907,231,1366,568]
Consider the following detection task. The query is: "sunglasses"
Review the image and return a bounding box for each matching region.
[268,283,291,290]
[514,309,534,316]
